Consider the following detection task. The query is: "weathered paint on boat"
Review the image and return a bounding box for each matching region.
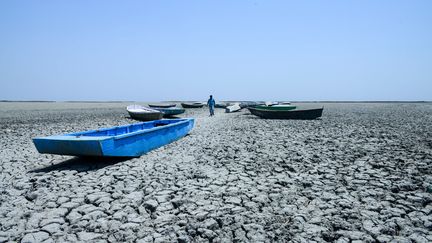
[33,119,194,157]
[248,107,323,120]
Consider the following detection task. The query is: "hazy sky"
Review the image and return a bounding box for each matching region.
[1,1,431,101]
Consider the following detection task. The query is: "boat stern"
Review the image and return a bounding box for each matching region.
[32,136,107,156]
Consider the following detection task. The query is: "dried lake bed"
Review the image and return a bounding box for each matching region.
[0,102,431,242]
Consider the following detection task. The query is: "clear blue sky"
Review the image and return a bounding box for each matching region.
[1,1,431,101]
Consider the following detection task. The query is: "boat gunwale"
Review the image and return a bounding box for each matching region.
[127,110,162,114]
[34,118,193,141]
[249,107,323,113]
[113,118,192,140]
[126,105,162,114]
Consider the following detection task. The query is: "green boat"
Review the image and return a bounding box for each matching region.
[249,107,323,120]
[254,105,297,111]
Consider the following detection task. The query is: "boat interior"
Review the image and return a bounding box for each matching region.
[70,119,182,137]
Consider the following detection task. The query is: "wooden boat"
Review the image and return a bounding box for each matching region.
[152,107,186,117]
[225,103,241,113]
[248,107,323,120]
[181,102,204,108]
[254,105,297,111]
[33,118,194,157]
[127,105,163,121]
[148,103,177,108]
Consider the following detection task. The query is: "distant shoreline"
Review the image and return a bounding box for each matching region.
[0,100,56,103]
[1,100,431,103]
[0,100,132,103]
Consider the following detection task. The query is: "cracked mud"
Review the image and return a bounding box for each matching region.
[0,102,431,242]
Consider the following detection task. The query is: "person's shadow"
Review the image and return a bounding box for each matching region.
[29,156,130,173]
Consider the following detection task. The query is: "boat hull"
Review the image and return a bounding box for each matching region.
[225,104,241,113]
[153,107,186,117]
[128,111,163,121]
[181,103,204,108]
[248,107,323,120]
[33,119,195,157]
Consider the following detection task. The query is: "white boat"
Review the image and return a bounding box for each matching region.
[225,103,242,113]
[127,105,164,121]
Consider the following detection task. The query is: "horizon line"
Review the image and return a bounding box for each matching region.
[1,100,431,104]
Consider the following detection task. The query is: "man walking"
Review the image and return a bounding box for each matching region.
[207,95,215,116]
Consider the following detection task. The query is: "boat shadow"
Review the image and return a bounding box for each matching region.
[125,116,142,122]
[242,113,260,119]
[29,156,130,173]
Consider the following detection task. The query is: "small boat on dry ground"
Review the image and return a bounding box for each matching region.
[33,118,195,157]
[148,103,177,108]
[152,107,186,117]
[225,103,242,113]
[181,102,204,108]
[248,107,323,120]
[127,105,163,121]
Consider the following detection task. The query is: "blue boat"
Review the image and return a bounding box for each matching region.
[33,118,194,157]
